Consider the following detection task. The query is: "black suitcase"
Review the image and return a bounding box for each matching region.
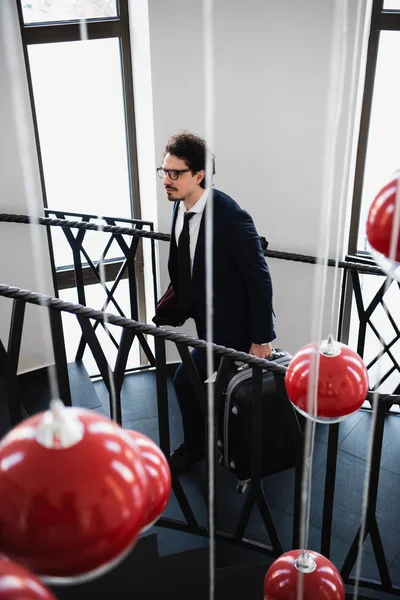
[217,349,304,493]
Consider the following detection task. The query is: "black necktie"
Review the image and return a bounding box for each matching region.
[177,211,195,314]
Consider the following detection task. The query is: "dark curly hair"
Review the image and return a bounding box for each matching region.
[164,131,215,189]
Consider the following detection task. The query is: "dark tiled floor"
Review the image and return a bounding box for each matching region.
[92,372,400,583]
[94,369,181,422]
[17,365,400,598]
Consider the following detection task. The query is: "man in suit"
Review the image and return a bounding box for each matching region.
[157,131,275,472]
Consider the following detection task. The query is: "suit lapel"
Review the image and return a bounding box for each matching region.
[171,202,179,247]
[192,205,207,279]
[168,202,180,286]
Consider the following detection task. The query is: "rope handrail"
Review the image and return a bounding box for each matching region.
[1,284,399,403]
[264,249,383,275]
[0,213,384,275]
[0,285,287,374]
[0,213,170,242]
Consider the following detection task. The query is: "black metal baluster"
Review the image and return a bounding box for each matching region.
[341,400,390,586]
[273,373,303,550]
[113,328,136,424]
[320,422,339,558]
[49,307,72,406]
[351,270,367,358]
[76,315,119,421]
[155,336,198,530]
[213,356,233,535]
[7,300,25,374]
[1,300,27,425]
[369,516,392,589]
[0,342,21,427]
[154,336,170,455]
[149,223,158,311]
[175,342,207,418]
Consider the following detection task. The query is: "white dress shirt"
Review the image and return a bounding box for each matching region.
[174,189,209,274]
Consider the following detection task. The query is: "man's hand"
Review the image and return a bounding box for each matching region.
[249,343,273,359]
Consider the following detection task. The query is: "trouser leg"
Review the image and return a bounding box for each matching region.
[173,348,207,447]
[173,347,221,447]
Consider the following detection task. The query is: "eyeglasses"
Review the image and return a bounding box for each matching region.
[157,168,192,180]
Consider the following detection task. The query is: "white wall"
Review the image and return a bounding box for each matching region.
[0,0,368,373]
[0,1,54,373]
[147,0,368,355]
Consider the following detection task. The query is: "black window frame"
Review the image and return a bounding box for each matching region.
[348,0,400,256]
[341,0,400,346]
[16,0,144,291]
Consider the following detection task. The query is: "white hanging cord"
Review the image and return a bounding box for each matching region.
[78,17,118,423]
[329,0,364,338]
[297,1,349,597]
[1,0,61,403]
[352,390,379,599]
[79,15,88,41]
[352,175,400,599]
[203,1,215,599]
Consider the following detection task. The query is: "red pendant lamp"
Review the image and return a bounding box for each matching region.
[366,170,400,281]
[0,556,56,600]
[0,400,149,584]
[125,430,171,532]
[285,335,368,423]
[264,550,345,600]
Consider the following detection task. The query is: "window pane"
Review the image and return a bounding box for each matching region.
[383,1,400,9]
[357,31,400,251]
[20,0,117,24]
[28,38,132,266]
[60,281,142,376]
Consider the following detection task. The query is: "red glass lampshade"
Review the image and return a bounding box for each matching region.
[0,401,149,584]
[367,172,400,262]
[366,171,400,280]
[126,430,171,532]
[264,550,345,600]
[285,336,368,423]
[0,556,56,600]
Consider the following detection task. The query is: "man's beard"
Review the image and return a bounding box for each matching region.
[166,188,183,202]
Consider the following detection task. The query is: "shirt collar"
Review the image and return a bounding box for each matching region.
[179,188,210,215]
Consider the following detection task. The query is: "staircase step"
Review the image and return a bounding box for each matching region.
[93,369,181,421]
[67,361,102,409]
[51,533,160,600]
[51,549,385,600]
[17,362,101,416]
[50,538,209,600]
[216,563,265,599]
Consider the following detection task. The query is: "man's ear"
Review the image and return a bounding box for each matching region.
[197,170,205,185]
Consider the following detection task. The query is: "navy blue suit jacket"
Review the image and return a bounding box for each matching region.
[168,189,276,353]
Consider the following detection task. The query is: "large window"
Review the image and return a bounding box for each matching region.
[18,0,140,237]
[350,0,400,255]
[21,0,118,23]
[347,0,400,394]
[353,35,400,252]
[28,39,131,219]
[28,36,134,270]
[383,0,400,9]
[18,0,149,373]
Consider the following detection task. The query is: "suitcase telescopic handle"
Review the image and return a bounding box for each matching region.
[270,350,286,360]
[235,349,284,371]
